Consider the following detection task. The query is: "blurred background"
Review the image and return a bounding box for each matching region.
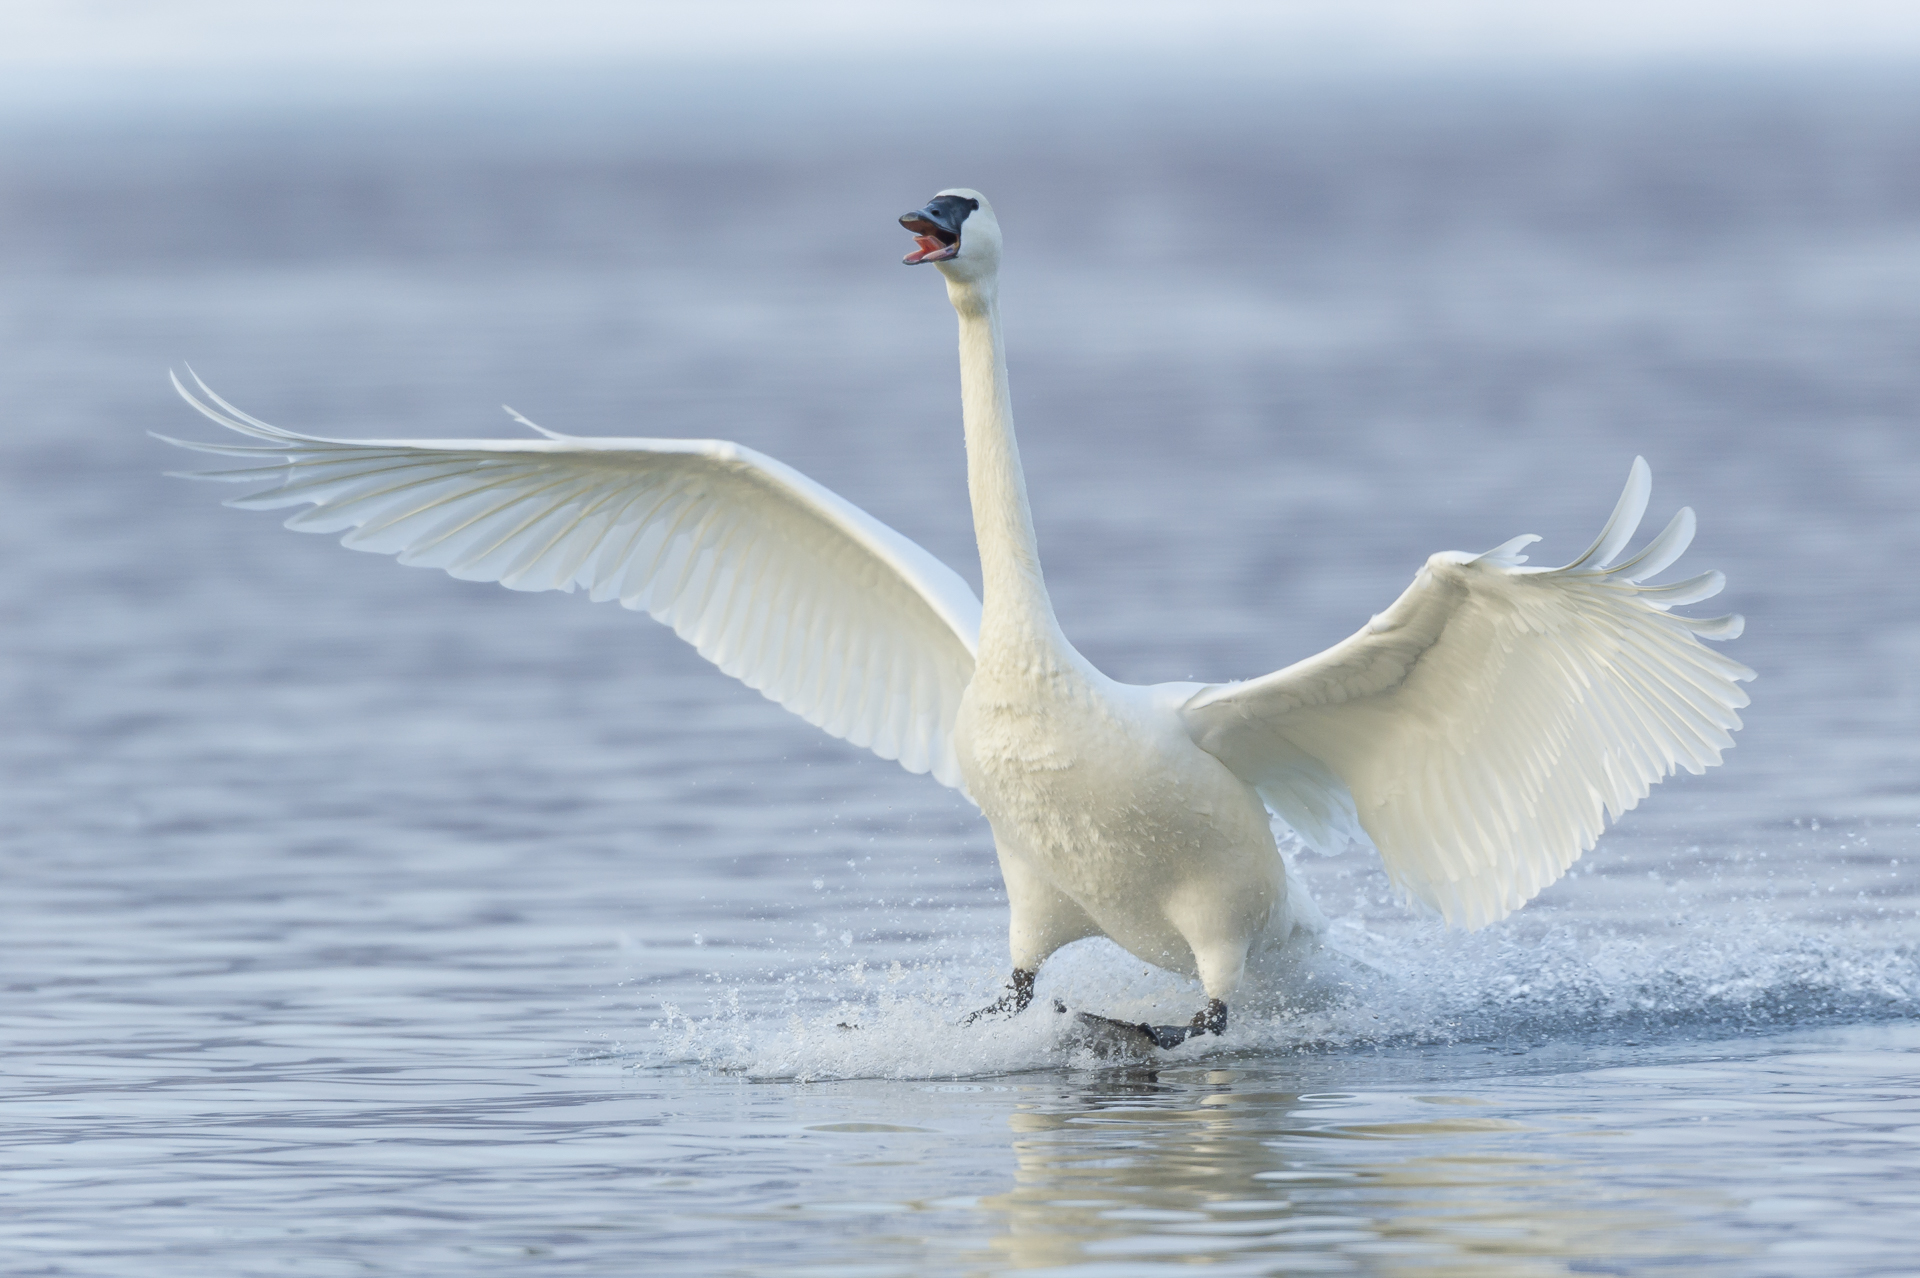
[6,0,1917,831]
[6,4,1920,1274]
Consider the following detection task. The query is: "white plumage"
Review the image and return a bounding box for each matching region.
[163,381,981,788]
[164,187,1752,1038]
[1183,458,1751,929]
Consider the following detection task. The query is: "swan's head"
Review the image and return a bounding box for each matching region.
[899,188,1000,283]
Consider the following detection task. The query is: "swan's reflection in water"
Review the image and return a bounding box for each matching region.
[971,1065,1719,1275]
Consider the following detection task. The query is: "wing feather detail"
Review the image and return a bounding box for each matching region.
[1180,457,1754,928]
[161,373,981,788]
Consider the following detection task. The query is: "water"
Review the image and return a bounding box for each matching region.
[3,61,1919,1275]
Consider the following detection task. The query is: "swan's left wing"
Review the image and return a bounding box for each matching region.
[160,374,982,788]
[1180,458,1754,928]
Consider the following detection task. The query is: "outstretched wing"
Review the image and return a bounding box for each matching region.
[161,373,982,788]
[1181,458,1753,928]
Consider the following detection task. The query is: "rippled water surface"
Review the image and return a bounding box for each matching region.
[4,63,1919,1275]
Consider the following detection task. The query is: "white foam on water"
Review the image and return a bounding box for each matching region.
[634,907,1920,1081]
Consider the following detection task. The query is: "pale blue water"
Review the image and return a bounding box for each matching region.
[3,61,1919,1275]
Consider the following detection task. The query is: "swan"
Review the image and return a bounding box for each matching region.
[162,188,1754,1049]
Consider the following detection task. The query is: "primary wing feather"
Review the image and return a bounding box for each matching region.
[161,373,982,788]
[1181,458,1754,928]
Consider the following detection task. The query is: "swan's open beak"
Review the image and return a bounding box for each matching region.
[899,200,964,264]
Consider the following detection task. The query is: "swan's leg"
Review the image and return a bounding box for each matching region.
[1189,937,1249,1019]
[1170,911,1252,1038]
[1097,895,1253,1048]
[965,850,1098,1024]
[1064,911,1253,1051]
[964,966,1035,1024]
[1188,998,1228,1035]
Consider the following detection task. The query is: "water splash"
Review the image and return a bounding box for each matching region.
[634,913,1920,1081]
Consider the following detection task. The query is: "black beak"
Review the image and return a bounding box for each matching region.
[899,196,970,241]
[899,193,979,264]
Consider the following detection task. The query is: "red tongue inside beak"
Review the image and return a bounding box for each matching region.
[903,234,958,265]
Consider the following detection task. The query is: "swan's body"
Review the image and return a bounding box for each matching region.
[165,188,1753,1042]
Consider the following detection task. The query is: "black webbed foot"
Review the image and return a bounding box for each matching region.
[963,968,1036,1024]
[1136,998,1229,1048]
[1072,999,1228,1054]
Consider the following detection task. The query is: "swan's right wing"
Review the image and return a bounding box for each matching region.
[160,374,982,788]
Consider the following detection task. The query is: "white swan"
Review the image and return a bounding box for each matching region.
[163,188,1754,1048]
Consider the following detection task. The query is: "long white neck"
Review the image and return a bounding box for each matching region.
[946,275,1071,669]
